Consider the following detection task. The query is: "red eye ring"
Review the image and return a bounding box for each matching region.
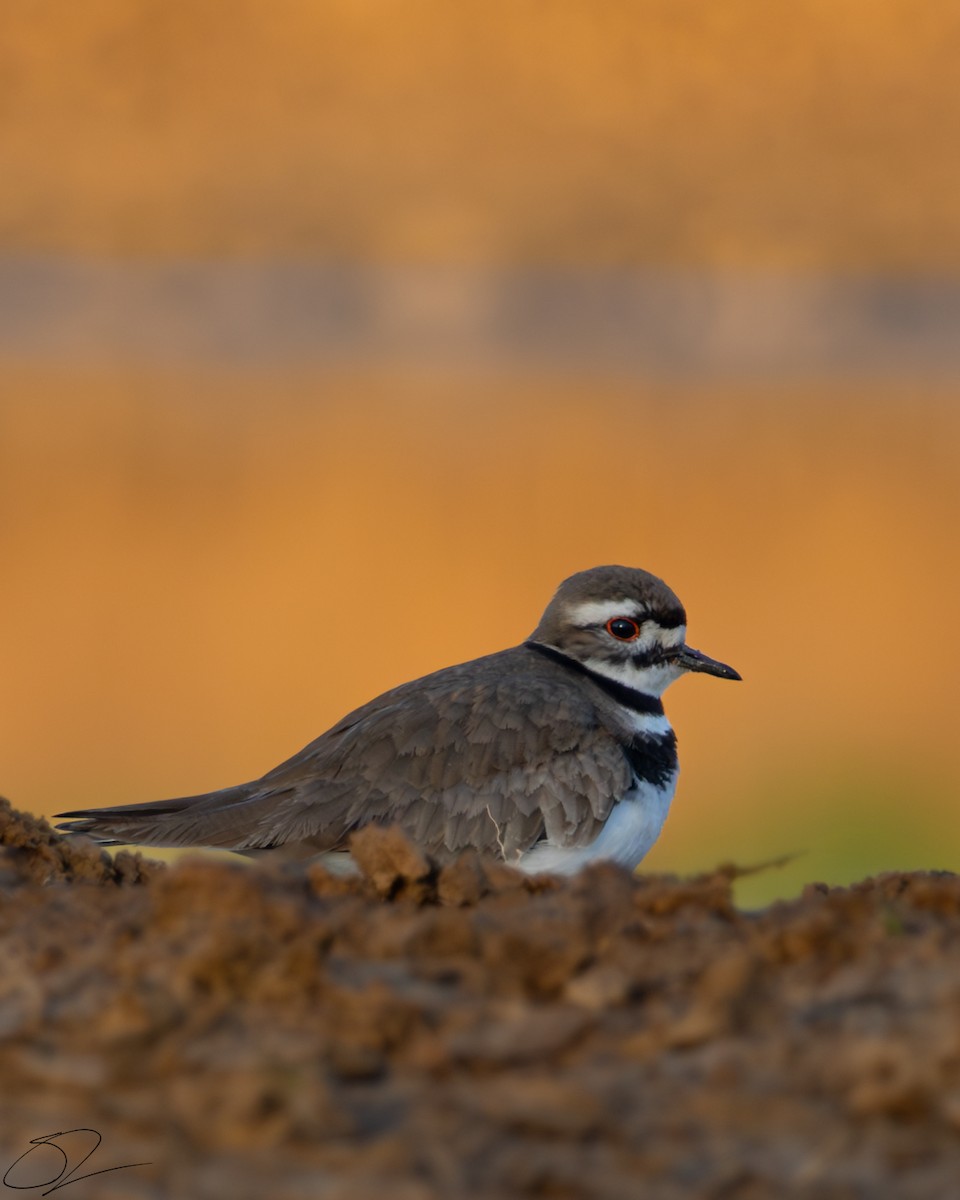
[605,617,641,641]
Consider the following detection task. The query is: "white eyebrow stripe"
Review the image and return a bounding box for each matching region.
[567,599,646,627]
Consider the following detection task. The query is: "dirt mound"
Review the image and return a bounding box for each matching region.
[2,796,959,1198]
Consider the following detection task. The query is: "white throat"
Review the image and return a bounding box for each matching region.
[580,653,686,700]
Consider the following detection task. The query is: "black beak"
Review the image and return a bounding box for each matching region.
[670,645,742,681]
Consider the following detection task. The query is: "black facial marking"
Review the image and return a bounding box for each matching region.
[623,730,678,788]
[524,641,665,716]
[629,647,661,669]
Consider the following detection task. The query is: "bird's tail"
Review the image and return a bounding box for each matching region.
[55,783,288,852]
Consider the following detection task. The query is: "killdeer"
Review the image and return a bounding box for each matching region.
[57,566,740,875]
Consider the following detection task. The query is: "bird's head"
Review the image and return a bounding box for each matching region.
[530,565,741,698]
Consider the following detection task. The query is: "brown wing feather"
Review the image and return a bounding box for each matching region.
[243,646,632,861]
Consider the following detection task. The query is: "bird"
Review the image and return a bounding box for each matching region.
[56,565,740,875]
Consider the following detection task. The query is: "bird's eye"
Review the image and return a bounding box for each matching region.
[605,617,641,641]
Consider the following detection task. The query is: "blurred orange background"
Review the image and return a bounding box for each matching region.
[2,1,959,904]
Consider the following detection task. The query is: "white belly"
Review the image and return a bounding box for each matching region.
[516,769,678,876]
